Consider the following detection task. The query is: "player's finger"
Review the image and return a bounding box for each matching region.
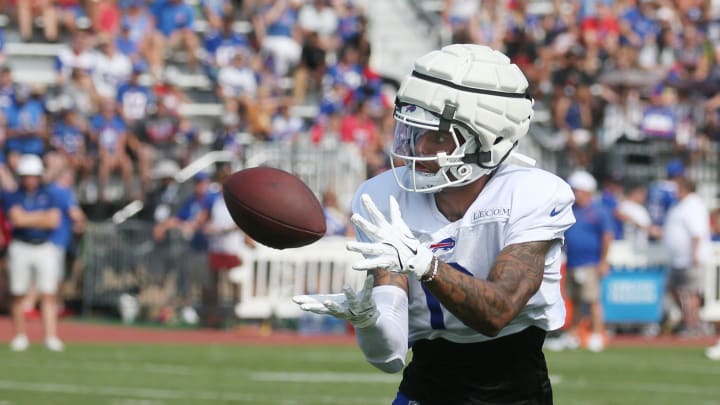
[389,196,413,234]
[352,257,395,271]
[350,214,382,239]
[346,241,390,256]
[361,194,389,226]
[361,274,375,292]
[359,275,375,306]
[292,295,319,305]
[299,302,330,314]
[343,284,358,302]
[388,196,403,224]
[323,300,347,317]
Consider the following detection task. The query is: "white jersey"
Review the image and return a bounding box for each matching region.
[663,193,712,269]
[92,52,132,98]
[208,194,244,254]
[351,164,575,344]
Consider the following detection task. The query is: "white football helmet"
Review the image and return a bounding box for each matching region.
[391,44,535,193]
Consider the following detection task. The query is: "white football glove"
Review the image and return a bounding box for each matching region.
[292,275,378,328]
[346,194,434,280]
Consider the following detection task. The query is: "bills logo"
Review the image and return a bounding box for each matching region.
[429,237,455,253]
[404,104,417,112]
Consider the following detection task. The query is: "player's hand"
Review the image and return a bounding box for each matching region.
[292,275,378,328]
[346,194,434,279]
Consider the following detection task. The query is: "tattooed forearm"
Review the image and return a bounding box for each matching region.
[369,269,409,293]
[425,240,554,336]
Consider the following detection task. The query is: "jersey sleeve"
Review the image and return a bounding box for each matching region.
[504,173,575,246]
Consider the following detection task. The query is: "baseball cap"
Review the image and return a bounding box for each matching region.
[193,172,210,182]
[666,159,685,178]
[567,170,597,192]
[16,154,44,176]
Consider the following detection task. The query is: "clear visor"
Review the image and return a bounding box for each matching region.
[393,121,437,157]
[393,104,443,158]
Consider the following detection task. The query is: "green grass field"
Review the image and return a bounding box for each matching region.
[1,344,719,404]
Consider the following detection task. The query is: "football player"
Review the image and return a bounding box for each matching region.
[294,44,575,404]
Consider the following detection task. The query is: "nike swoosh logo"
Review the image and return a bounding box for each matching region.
[401,235,418,255]
[550,207,562,217]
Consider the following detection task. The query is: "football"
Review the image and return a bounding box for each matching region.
[222,167,326,249]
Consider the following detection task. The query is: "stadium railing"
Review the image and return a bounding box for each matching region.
[230,239,720,324]
[231,237,365,320]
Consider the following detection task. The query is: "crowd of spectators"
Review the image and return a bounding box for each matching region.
[0,0,392,212]
[0,0,397,328]
[442,0,720,173]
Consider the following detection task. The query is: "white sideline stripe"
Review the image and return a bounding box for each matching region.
[0,380,254,402]
[3,359,371,378]
[558,378,720,396]
[0,379,388,405]
[2,360,198,376]
[250,371,400,384]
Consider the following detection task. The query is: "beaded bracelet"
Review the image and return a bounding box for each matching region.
[421,256,439,283]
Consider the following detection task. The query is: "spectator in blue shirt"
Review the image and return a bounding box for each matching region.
[600,174,625,240]
[5,155,64,352]
[0,27,5,65]
[0,66,16,114]
[203,14,250,82]
[5,85,47,170]
[647,158,684,228]
[153,171,215,324]
[47,108,93,186]
[49,168,86,296]
[117,63,155,125]
[561,170,614,352]
[254,0,302,76]
[122,0,166,76]
[156,0,200,71]
[201,0,232,31]
[89,99,134,201]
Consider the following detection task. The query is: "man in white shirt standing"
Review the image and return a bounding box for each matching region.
[617,182,660,250]
[663,176,711,336]
[293,44,575,403]
[205,167,255,327]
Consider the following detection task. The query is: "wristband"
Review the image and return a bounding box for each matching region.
[421,256,439,283]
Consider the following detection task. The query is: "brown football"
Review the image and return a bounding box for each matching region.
[222,167,326,249]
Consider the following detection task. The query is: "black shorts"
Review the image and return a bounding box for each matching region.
[398,326,552,405]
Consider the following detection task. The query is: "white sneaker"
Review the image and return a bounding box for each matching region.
[706,341,720,361]
[543,336,567,352]
[543,333,580,352]
[564,334,581,350]
[587,333,605,352]
[180,306,199,325]
[45,336,64,352]
[10,335,29,352]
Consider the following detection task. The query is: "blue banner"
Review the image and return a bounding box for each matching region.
[602,266,667,323]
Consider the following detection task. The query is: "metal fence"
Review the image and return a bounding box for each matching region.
[82,221,178,316]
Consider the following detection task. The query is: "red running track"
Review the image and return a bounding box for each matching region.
[0,316,715,347]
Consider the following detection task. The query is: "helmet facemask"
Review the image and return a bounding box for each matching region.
[391,103,501,193]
